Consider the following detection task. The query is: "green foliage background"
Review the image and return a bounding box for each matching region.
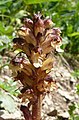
[0,0,79,54]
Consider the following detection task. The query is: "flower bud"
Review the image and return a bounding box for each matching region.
[44,19,54,29]
[18,26,36,46]
[23,18,33,31]
[34,18,45,37]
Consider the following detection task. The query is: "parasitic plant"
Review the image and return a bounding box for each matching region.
[10,13,62,120]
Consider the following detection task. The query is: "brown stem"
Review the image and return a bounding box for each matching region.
[32,94,42,120]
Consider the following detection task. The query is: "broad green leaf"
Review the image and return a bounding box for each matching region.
[23,0,61,4]
[0,92,16,113]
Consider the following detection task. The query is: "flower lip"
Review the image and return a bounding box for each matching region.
[20,26,30,31]
[53,28,61,35]
[11,57,24,66]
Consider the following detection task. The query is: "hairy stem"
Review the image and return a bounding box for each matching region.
[32,94,42,120]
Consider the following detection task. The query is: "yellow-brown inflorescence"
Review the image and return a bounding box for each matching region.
[10,13,62,102]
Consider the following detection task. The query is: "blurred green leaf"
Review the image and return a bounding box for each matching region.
[5,26,14,34]
[23,0,61,4]
[0,35,11,43]
[0,0,12,5]
[74,116,79,120]
[0,22,14,35]
[68,103,76,116]
[0,44,7,52]
[72,70,79,78]
[0,35,12,52]
[0,77,20,96]
[68,32,79,37]
[15,10,27,19]
[0,22,5,34]
[76,84,79,94]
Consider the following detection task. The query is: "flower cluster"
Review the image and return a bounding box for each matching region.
[10,13,62,102]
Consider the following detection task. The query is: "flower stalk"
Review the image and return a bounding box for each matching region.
[32,94,42,120]
[10,13,62,120]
